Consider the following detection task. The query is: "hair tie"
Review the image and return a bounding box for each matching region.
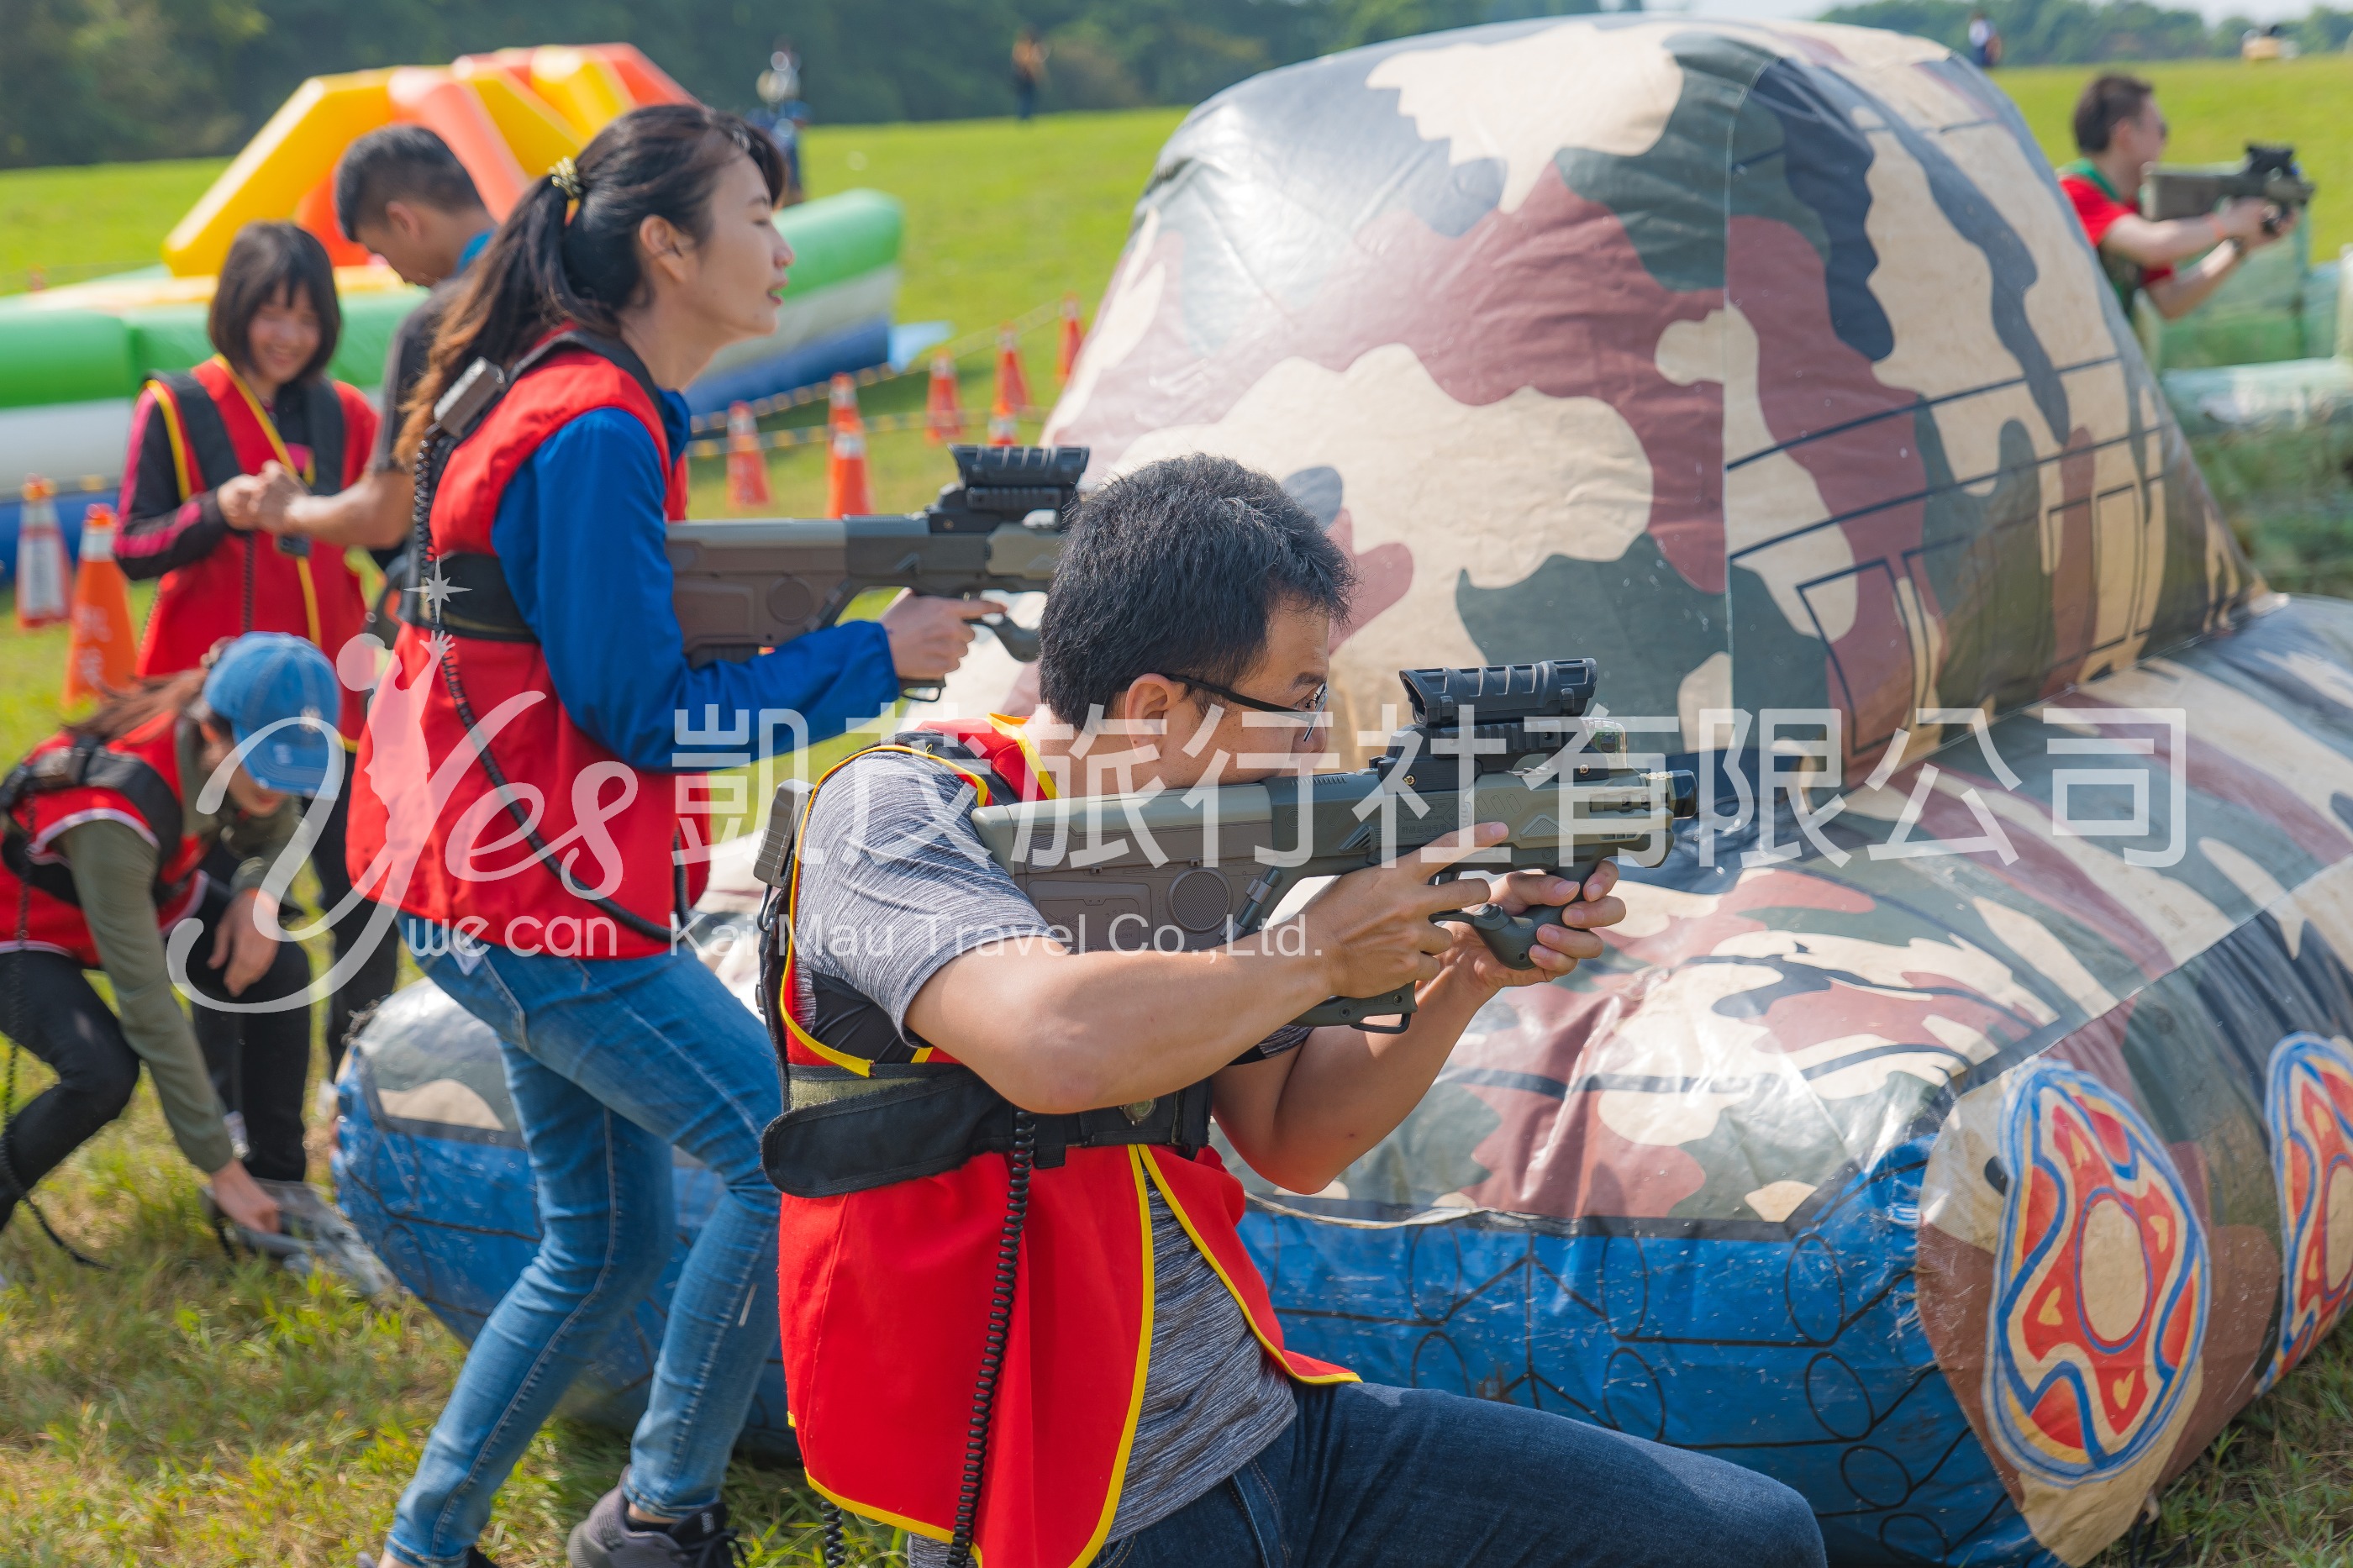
[550,157,584,200]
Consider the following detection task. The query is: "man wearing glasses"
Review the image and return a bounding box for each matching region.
[2058,72,2295,321]
[769,454,1828,1568]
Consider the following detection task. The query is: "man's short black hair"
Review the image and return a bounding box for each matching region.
[334,126,487,241]
[1039,454,1355,724]
[2072,73,2154,154]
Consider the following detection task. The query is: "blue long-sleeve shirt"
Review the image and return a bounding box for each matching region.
[492,394,900,771]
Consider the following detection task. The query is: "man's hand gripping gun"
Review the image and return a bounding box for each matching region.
[666,443,1087,693]
[2145,143,2316,234]
[967,660,1700,1032]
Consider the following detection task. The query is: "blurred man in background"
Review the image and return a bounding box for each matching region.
[2058,73,2296,320]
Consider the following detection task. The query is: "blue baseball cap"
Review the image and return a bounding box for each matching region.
[202,634,342,797]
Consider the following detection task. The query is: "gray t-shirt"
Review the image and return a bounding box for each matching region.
[792,748,1300,1550]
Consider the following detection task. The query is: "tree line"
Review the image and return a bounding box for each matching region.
[1817,0,2353,62]
[6,0,2350,171]
[0,0,1622,168]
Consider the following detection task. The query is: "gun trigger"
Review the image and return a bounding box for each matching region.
[986,615,1041,662]
[1432,902,1566,970]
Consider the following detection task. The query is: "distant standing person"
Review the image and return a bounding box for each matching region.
[1013,26,1048,122]
[2057,74,2297,320]
[1966,9,2002,67]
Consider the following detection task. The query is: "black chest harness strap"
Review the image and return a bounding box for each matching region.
[755,730,1214,1201]
[409,328,682,944]
[757,729,1219,1568]
[0,739,192,910]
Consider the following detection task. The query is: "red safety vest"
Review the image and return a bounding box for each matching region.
[776,718,1355,1568]
[134,355,377,739]
[0,713,211,967]
[344,339,704,960]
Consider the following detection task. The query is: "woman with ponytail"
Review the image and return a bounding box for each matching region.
[350,104,993,1568]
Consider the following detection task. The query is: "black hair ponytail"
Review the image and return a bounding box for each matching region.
[397,103,784,460]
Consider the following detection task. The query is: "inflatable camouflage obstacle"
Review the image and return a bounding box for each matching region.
[340,17,2353,1565]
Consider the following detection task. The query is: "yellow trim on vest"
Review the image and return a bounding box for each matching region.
[1143,1147,1361,1387]
[988,713,1058,800]
[1075,1147,1159,1566]
[213,356,325,646]
[792,1144,1155,1568]
[145,379,197,502]
[212,355,309,480]
[801,1470,966,1555]
[777,744,995,1073]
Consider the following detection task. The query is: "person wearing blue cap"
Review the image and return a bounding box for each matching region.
[0,632,337,1255]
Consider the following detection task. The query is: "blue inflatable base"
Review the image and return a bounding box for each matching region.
[685,316,892,418]
[333,1034,797,1460]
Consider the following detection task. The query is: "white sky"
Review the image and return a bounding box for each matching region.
[1663,0,2313,28]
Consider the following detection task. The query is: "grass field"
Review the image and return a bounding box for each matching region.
[4,73,2353,1568]
[1998,55,2353,261]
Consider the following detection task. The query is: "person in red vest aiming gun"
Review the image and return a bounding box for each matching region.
[347,103,996,1568]
[770,455,1829,1568]
[0,634,339,1261]
[113,220,398,1095]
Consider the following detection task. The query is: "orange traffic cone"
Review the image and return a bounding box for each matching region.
[15,476,71,631]
[1057,294,1087,382]
[924,350,965,445]
[826,423,872,518]
[60,504,136,715]
[724,402,771,509]
[994,324,1030,417]
[828,372,861,434]
[987,395,1019,448]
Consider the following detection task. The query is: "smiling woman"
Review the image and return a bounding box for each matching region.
[343,102,1003,1568]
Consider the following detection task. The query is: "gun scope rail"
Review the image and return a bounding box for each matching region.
[1401,660,1598,727]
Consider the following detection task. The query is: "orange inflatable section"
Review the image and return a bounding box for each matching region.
[163,46,694,276]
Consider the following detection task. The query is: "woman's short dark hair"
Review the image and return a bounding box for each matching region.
[399,103,784,459]
[1039,455,1355,725]
[2072,73,2154,154]
[208,222,341,386]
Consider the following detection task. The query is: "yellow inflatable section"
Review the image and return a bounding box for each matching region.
[162,44,691,278]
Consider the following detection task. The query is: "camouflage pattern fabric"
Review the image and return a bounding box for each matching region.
[1003,18,2353,1565]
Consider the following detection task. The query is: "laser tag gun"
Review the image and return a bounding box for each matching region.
[2144,143,2316,234]
[966,660,1700,1031]
[665,443,1086,689]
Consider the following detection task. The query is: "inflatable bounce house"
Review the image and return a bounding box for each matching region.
[0,44,905,566]
[339,17,2353,1565]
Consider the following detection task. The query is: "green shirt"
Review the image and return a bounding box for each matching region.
[51,718,302,1175]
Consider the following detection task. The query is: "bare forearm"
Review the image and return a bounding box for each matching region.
[2147,246,2238,321]
[283,469,412,549]
[2103,213,2229,269]
[908,939,1338,1113]
[1218,966,1496,1192]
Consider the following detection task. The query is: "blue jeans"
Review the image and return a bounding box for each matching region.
[386,938,782,1568]
[1103,1382,1826,1568]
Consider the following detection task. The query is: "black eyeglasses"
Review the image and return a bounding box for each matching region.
[1171,674,1330,719]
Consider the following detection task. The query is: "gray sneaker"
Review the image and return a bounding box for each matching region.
[566,1482,740,1568]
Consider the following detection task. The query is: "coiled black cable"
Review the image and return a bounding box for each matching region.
[814,1111,1037,1567]
[947,1108,1036,1567]
[408,427,671,946]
